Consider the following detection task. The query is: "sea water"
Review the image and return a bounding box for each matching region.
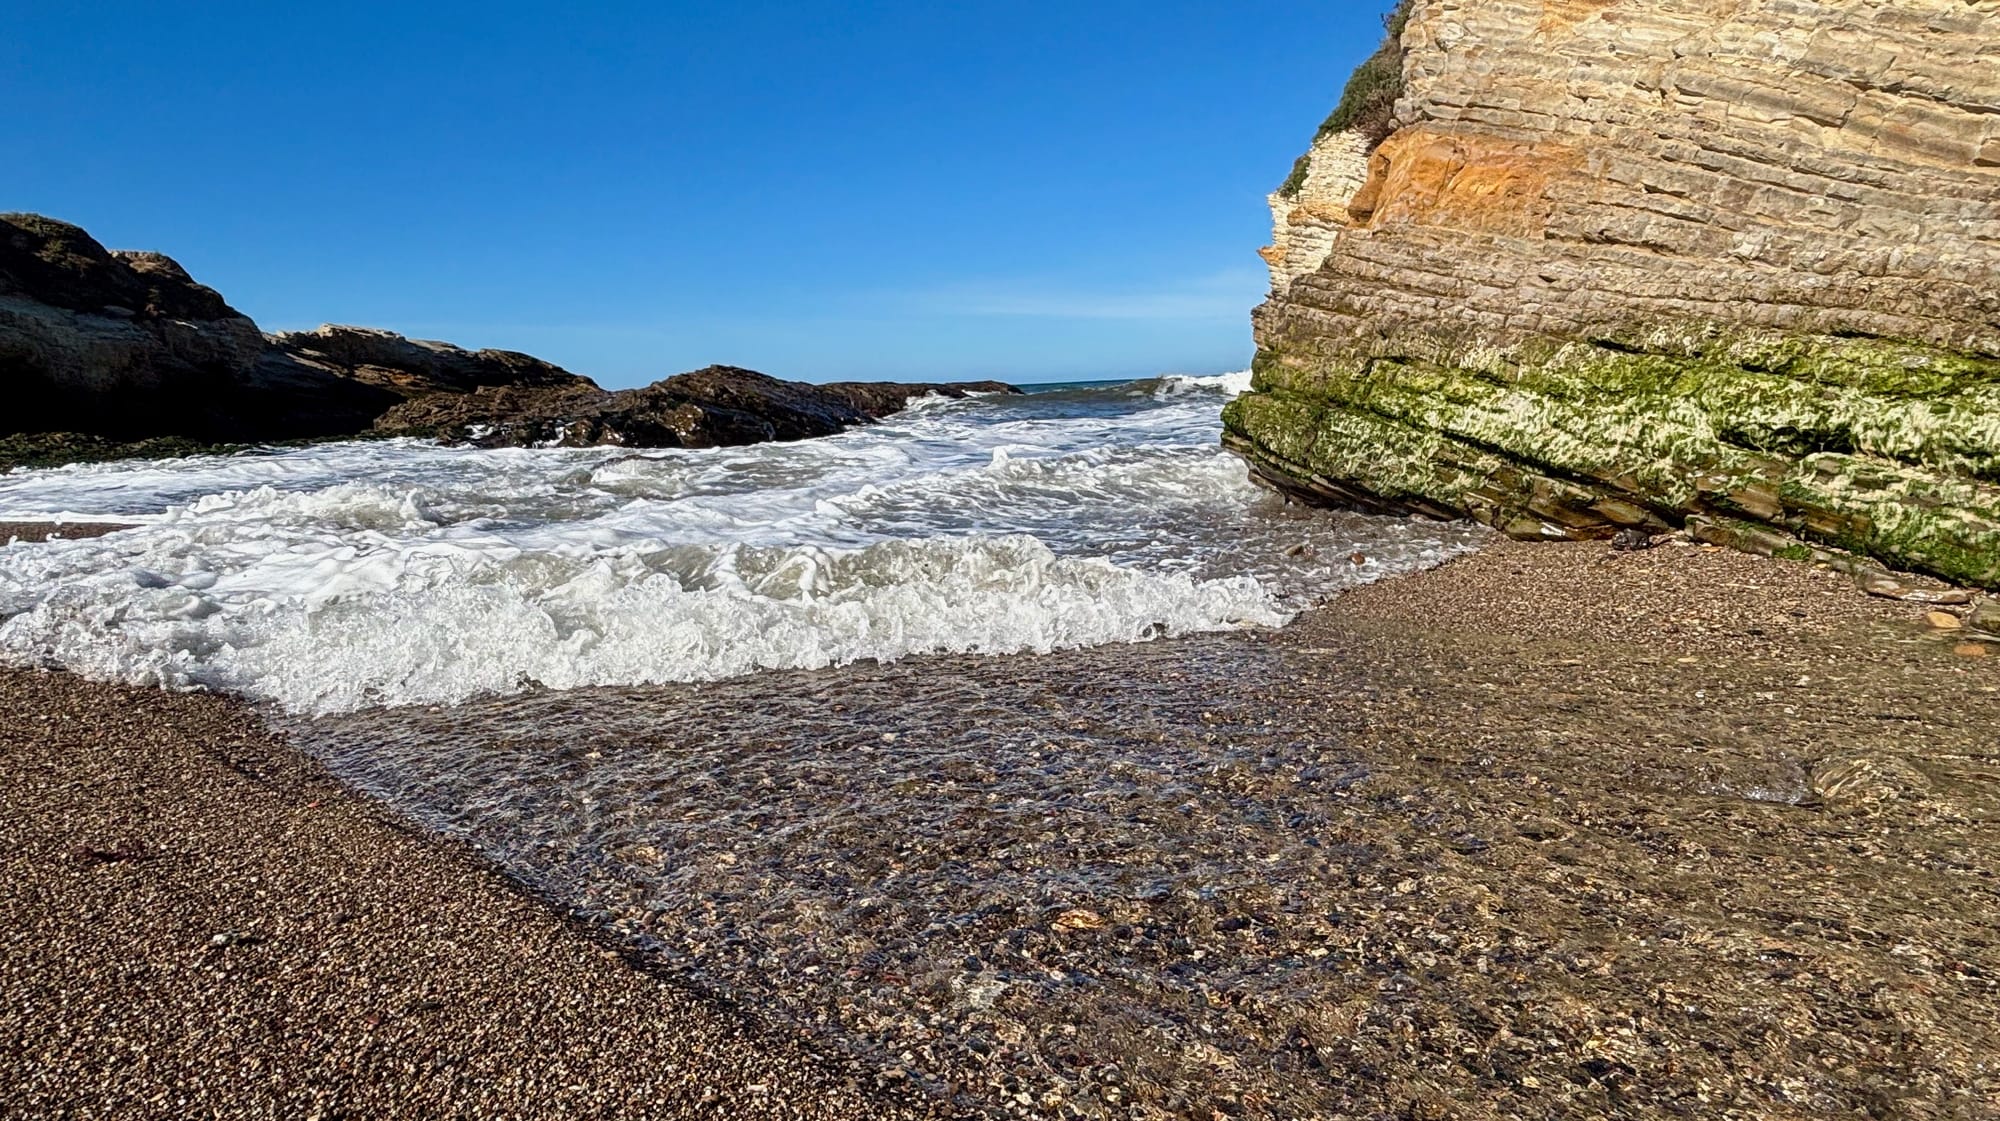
[0,373,1481,715]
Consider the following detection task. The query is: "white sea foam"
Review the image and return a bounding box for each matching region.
[1154,369,1254,397]
[0,377,1486,714]
[0,529,1285,715]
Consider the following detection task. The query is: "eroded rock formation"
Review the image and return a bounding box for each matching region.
[3,213,1009,463]
[2,213,593,445]
[374,366,1017,449]
[1226,0,2000,587]
[262,324,583,399]
[3,213,270,439]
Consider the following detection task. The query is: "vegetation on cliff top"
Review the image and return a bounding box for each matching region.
[1279,0,1413,197]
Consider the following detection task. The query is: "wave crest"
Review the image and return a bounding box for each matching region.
[0,530,1288,715]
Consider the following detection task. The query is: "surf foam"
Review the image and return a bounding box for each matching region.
[0,376,1485,715]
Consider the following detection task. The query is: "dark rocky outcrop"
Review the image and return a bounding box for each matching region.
[374,365,1017,449]
[245,324,594,439]
[3,212,1009,465]
[3,213,268,440]
[2,213,591,448]
[1226,0,2000,588]
[262,324,583,399]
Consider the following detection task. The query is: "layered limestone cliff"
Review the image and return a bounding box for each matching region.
[1225,0,2000,587]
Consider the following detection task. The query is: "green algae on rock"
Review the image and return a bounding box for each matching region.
[1225,330,2000,586]
[1235,0,2000,587]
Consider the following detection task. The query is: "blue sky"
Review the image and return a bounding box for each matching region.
[8,2,1387,387]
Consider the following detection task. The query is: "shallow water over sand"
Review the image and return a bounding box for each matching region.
[292,539,2000,1119]
[293,624,1371,1115]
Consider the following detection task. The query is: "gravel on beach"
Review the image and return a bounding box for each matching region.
[5,534,1999,1119]
[0,668,944,1119]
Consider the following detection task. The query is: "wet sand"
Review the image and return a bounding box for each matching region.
[5,536,1999,1118]
[1282,539,2000,1119]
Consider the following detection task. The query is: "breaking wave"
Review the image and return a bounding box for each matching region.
[0,373,1484,715]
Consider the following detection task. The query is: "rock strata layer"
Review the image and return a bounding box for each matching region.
[1225,0,2000,587]
[252,324,589,436]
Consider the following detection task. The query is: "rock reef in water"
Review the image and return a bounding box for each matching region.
[1225,0,2000,588]
[373,366,1017,450]
[2,212,1012,462]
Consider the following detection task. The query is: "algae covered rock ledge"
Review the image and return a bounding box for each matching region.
[1227,0,2000,588]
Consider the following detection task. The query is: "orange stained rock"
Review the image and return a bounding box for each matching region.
[1537,0,1622,36]
[1348,128,1584,239]
[1288,200,1358,228]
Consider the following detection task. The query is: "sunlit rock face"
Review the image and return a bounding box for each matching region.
[1227,0,2000,588]
[1259,130,1374,291]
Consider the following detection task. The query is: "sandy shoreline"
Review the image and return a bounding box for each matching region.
[5,536,1998,1118]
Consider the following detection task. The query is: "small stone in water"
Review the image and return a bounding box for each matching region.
[1927,611,1963,630]
[1954,643,1991,659]
[1051,909,1107,933]
[1968,599,2000,635]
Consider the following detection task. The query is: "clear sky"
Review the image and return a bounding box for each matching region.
[8,2,1387,387]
